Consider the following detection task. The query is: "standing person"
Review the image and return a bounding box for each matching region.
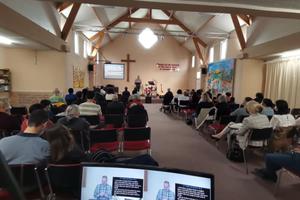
[93,176,112,200]
[49,88,65,104]
[156,181,175,200]
[65,88,77,105]
[134,75,142,92]
[79,91,102,116]
[0,110,50,165]
[121,87,131,105]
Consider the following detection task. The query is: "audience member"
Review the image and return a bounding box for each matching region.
[79,90,102,116]
[65,88,77,105]
[127,104,148,127]
[215,95,230,120]
[230,97,252,121]
[49,88,65,104]
[73,91,83,105]
[225,92,232,102]
[261,98,275,116]
[270,100,295,129]
[211,101,271,149]
[195,93,214,116]
[163,88,174,106]
[106,94,125,115]
[0,99,21,132]
[254,92,264,103]
[178,90,190,102]
[0,109,50,164]
[105,87,115,101]
[128,93,143,108]
[121,87,131,105]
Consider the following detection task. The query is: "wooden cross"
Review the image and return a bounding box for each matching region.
[121,54,136,82]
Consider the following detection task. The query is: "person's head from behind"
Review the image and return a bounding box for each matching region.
[29,103,45,114]
[102,176,108,184]
[275,100,289,115]
[262,98,274,108]
[28,109,49,131]
[201,93,212,102]
[242,97,252,107]
[245,100,263,115]
[225,92,231,97]
[65,104,80,119]
[167,88,171,92]
[177,89,182,95]
[45,124,74,162]
[255,92,264,102]
[125,87,128,91]
[0,99,10,113]
[75,91,82,99]
[229,97,235,103]
[40,99,51,111]
[163,181,170,189]
[112,94,119,102]
[53,88,60,96]
[68,88,74,94]
[183,91,189,96]
[218,95,227,103]
[86,90,95,100]
[132,88,138,94]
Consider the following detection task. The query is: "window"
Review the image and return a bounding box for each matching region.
[96,52,100,64]
[83,40,87,58]
[192,55,195,68]
[74,32,79,55]
[209,47,214,63]
[220,39,228,60]
[196,71,201,79]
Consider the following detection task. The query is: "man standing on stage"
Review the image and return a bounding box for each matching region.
[93,176,112,200]
[134,75,142,92]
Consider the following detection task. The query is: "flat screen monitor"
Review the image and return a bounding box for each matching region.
[104,63,125,80]
[81,163,214,200]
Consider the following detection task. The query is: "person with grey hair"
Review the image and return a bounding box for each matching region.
[49,88,65,104]
[57,104,90,150]
[0,99,20,133]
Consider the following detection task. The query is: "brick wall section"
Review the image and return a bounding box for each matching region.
[10,92,52,107]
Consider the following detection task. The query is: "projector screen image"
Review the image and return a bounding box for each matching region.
[81,166,213,200]
[104,63,125,80]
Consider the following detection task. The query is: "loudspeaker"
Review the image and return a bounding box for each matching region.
[88,64,94,71]
[201,68,207,75]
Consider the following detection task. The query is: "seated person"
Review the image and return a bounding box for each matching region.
[0,109,50,164]
[21,103,54,132]
[177,90,190,103]
[79,90,102,116]
[253,148,300,182]
[65,88,77,105]
[73,91,83,105]
[128,93,143,108]
[195,92,214,116]
[121,87,131,105]
[270,99,295,129]
[225,92,232,102]
[215,95,230,120]
[254,92,264,103]
[261,98,274,116]
[45,124,86,164]
[105,87,115,101]
[162,88,174,106]
[230,97,252,121]
[127,104,148,127]
[49,88,65,104]
[211,101,271,150]
[105,94,125,127]
[190,89,201,109]
[40,99,55,120]
[57,105,90,150]
[0,99,21,132]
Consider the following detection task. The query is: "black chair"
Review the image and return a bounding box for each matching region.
[10,107,28,116]
[70,130,90,151]
[237,115,249,123]
[0,152,25,200]
[229,104,240,112]
[89,129,120,152]
[219,115,237,125]
[9,164,45,198]
[123,127,151,154]
[104,114,124,128]
[291,108,300,119]
[80,115,100,126]
[243,127,273,174]
[45,163,81,199]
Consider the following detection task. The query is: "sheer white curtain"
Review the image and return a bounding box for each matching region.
[265,58,300,108]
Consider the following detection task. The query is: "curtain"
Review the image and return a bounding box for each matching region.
[265,58,300,108]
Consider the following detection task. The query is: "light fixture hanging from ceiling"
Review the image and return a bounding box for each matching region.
[138,28,158,49]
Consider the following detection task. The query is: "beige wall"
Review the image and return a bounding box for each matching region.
[98,24,191,94]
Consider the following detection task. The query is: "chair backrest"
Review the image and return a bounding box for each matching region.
[90,129,118,144]
[230,104,240,112]
[178,100,190,107]
[123,127,151,141]
[104,114,124,128]
[10,107,28,116]
[291,108,300,119]
[267,115,273,121]
[46,163,81,192]
[219,115,237,125]
[0,152,25,200]
[237,115,249,123]
[79,115,100,126]
[70,130,90,151]
[249,128,273,141]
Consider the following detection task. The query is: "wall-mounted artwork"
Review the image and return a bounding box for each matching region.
[73,66,85,88]
[207,59,235,96]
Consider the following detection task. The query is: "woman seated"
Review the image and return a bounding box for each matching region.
[271,99,295,129]
[261,98,275,117]
[211,101,271,149]
[195,92,214,116]
[215,95,230,120]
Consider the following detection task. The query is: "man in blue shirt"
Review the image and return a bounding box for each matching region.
[65,88,77,105]
[94,176,112,200]
[156,181,175,200]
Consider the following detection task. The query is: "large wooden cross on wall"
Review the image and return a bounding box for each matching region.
[121,54,136,82]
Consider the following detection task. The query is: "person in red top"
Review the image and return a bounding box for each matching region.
[21,103,54,132]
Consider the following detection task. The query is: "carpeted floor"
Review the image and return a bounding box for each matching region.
[145,104,300,200]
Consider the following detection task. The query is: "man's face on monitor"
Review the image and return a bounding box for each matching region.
[102,177,107,184]
[164,182,169,189]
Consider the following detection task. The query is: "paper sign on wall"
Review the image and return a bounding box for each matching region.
[156,63,180,71]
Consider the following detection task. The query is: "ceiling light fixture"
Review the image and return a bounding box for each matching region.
[0,36,13,45]
[138,28,158,49]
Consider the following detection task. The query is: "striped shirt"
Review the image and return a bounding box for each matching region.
[79,102,102,116]
[156,189,175,200]
[93,183,112,200]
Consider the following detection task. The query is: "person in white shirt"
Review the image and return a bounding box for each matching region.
[270,100,295,129]
[79,91,102,116]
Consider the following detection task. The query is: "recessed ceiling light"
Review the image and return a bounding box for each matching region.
[0,36,13,45]
[138,28,158,49]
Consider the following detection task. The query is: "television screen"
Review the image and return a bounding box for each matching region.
[81,163,214,200]
[104,63,125,80]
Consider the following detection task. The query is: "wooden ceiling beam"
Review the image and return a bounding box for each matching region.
[163,11,174,31]
[237,14,251,26]
[91,30,105,57]
[106,8,139,30]
[162,10,207,47]
[61,3,81,40]
[121,17,178,24]
[193,38,205,65]
[56,2,72,12]
[92,7,112,41]
[231,14,246,50]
